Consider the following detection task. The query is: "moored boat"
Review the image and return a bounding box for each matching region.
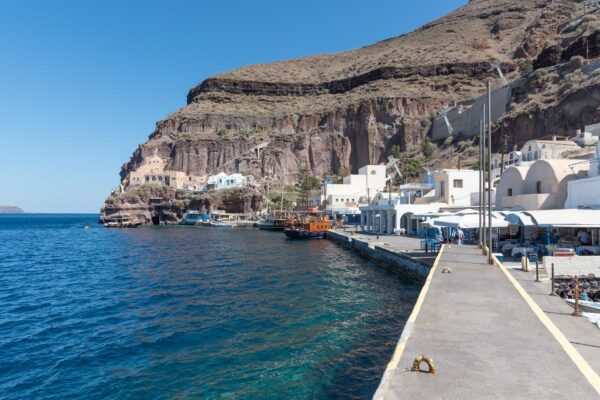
[180,210,209,225]
[257,213,287,231]
[284,218,330,240]
[565,299,600,313]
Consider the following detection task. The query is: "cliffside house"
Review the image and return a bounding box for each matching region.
[126,151,206,191]
[207,172,255,190]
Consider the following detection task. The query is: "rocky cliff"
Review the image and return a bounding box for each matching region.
[105,0,600,221]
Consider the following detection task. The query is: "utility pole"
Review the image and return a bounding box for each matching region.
[482,104,487,255]
[500,133,508,175]
[479,118,483,248]
[487,81,493,265]
[264,174,273,213]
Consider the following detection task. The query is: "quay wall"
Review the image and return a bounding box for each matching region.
[543,255,600,276]
[327,231,430,282]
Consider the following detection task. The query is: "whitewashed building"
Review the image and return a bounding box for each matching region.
[207,172,252,190]
[321,165,387,212]
[565,143,600,209]
[359,168,484,235]
[496,159,589,210]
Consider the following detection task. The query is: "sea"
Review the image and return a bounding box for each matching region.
[0,214,420,399]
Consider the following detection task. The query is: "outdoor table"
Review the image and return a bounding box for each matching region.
[576,245,600,255]
[502,243,517,252]
[511,247,534,258]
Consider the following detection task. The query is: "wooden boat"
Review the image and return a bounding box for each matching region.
[565,299,600,313]
[257,213,287,231]
[284,218,331,240]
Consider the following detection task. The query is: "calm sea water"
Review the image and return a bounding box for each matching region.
[0,214,419,399]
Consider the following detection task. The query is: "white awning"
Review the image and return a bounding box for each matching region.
[433,213,509,229]
[523,209,600,228]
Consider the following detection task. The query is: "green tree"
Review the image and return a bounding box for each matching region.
[388,144,402,158]
[421,137,434,167]
[405,159,422,179]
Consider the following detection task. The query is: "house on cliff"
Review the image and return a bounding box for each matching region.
[126,151,206,191]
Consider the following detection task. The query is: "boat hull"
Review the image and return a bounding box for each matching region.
[257,223,286,231]
[284,228,326,240]
[565,299,600,313]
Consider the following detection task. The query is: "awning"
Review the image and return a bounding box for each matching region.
[433,213,509,229]
[523,209,600,228]
[503,211,536,227]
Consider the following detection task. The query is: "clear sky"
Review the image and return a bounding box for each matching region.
[0,0,467,213]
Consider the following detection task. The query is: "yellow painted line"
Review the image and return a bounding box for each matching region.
[373,245,445,400]
[492,254,600,395]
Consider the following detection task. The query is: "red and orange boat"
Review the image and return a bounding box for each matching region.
[284,216,331,240]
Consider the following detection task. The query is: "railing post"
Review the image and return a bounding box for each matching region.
[571,277,582,317]
[535,257,540,282]
[550,262,556,296]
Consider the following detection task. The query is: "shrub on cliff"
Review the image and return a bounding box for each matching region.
[217,128,229,137]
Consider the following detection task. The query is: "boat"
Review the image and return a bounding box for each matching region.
[103,219,141,228]
[180,210,209,225]
[284,217,331,240]
[210,221,234,228]
[565,299,600,313]
[256,213,288,231]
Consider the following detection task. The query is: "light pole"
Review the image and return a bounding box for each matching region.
[487,81,493,265]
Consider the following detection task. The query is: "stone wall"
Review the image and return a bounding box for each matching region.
[326,230,430,282]
[543,255,600,276]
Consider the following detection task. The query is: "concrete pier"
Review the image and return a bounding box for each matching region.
[327,231,600,399]
[375,245,600,399]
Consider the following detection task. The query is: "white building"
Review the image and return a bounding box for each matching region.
[565,143,600,209]
[414,169,481,207]
[359,168,484,235]
[207,172,252,190]
[321,164,387,212]
[520,138,579,162]
[496,159,589,210]
[491,150,522,179]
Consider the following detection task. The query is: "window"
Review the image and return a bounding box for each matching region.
[440,181,446,197]
[536,181,542,194]
[534,151,539,160]
[507,188,513,196]
[453,179,463,188]
[528,145,532,151]
[371,170,376,175]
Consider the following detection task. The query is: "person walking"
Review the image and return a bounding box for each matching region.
[458,229,464,245]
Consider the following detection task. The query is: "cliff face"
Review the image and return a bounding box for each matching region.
[118,0,582,187]
[105,0,600,222]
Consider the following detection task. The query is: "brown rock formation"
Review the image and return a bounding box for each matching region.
[105,0,600,218]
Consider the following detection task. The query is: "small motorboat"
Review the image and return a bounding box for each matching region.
[565,299,600,313]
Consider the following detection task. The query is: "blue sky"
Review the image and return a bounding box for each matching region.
[0,0,467,213]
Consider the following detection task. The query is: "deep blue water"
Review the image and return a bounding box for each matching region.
[0,214,419,399]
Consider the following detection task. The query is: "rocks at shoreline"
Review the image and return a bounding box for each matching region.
[100,185,264,225]
[554,275,600,300]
